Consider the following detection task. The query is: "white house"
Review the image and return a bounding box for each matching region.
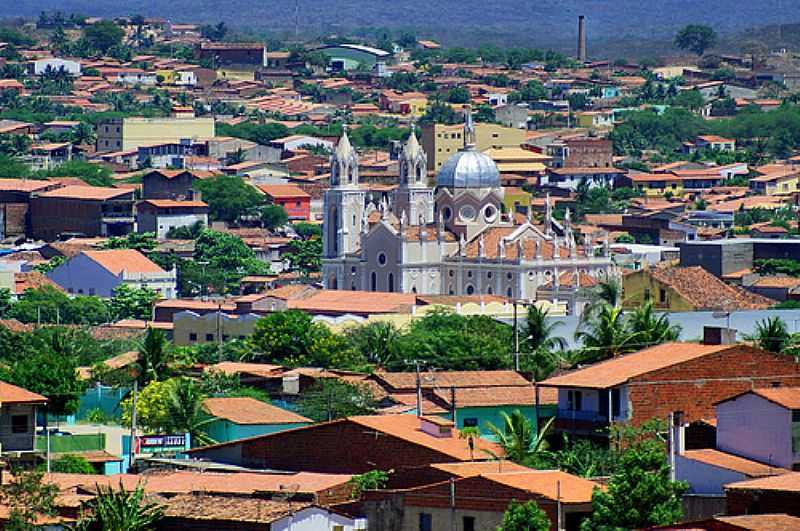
[48,249,177,298]
[271,506,367,530]
[28,58,82,76]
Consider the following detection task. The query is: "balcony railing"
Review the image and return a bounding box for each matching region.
[556,409,608,423]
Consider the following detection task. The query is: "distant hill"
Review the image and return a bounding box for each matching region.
[4,0,800,53]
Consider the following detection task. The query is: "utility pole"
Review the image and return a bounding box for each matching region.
[513,301,520,371]
[450,386,456,425]
[415,360,423,417]
[129,380,138,471]
[216,301,223,362]
[449,477,456,531]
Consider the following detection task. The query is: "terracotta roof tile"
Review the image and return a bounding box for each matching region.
[539,270,598,290]
[433,385,537,408]
[714,514,800,531]
[540,342,736,389]
[161,494,310,524]
[37,185,133,201]
[257,184,311,199]
[203,397,311,425]
[683,449,789,477]
[14,271,63,295]
[751,276,800,289]
[649,266,775,311]
[0,381,47,403]
[373,371,530,392]
[430,461,531,477]
[748,387,800,409]
[206,362,285,378]
[288,290,417,315]
[481,470,599,503]
[82,249,165,275]
[725,471,800,492]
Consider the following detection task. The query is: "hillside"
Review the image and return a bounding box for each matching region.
[4,0,800,54]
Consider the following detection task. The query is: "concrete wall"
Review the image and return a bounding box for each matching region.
[675,454,747,494]
[0,404,37,452]
[716,392,795,469]
[121,117,215,151]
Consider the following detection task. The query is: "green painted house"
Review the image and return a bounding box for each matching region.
[203,397,311,444]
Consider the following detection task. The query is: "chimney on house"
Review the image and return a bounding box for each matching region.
[577,15,587,63]
[703,325,737,345]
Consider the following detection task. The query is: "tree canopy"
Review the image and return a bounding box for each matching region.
[674,24,717,56]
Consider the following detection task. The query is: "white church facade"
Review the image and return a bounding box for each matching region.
[321,112,614,314]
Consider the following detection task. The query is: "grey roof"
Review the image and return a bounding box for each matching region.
[436,148,501,189]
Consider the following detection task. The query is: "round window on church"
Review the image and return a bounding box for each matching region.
[483,204,498,223]
[466,284,475,295]
[458,205,477,222]
[378,253,387,266]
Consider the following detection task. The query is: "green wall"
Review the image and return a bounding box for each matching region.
[446,405,557,442]
[206,420,310,444]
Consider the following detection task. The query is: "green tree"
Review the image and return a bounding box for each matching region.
[344,321,400,367]
[349,470,388,498]
[672,89,705,111]
[43,454,95,474]
[0,348,85,416]
[0,469,59,531]
[6,286,70,324]
[498,500,551,531]
[486,411,553,466]
[101,232,157,252]
[293,222,322,240]
[582,424,688,530]
[0,287,12,317]
[76,482,164,531]
[674,24,717,56]
[250,310,365,369]
[192,229,270,294]
[195,175,263,222]
[121,379,174,433]
[83,20,125,53]
[748,316,790,353]
[109,284,159,321]
[575,304,639,361]
[260,203,289,230]
[284,237,322,278]
[136,327,171,386]
[626,300,681,348]
[165,377,216,447]
[297,379,377,422]
[522,305,567,352]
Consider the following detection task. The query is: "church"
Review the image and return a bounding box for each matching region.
[321,110,615,314]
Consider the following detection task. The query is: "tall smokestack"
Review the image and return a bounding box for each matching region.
[577,15,587,63]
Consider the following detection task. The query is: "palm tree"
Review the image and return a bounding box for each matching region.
[575,304,640,361]
[459,426,480,461]
[76,482,164,531]
[345,321,400,367]
[580,278,623,325]
[522,305,567,352]
[165,378,216,447]
[485,410,554,467]
[749,316,790,353]
[137,327,171,386]
[626,300,681,348]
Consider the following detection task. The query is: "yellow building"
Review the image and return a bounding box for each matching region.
[749,170,800,196]
[483,146,549,176]
[96,115,215,152]
[502,187,533,217]
[421,122,526,172]
[626,173,685,197]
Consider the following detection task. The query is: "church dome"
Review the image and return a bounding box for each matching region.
[436,147,501,189]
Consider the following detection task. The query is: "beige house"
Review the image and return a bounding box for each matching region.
[421,121,526,172]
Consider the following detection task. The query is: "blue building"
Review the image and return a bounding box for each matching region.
[203,397,312,443]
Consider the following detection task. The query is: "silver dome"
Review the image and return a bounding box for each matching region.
[436,148,501,189]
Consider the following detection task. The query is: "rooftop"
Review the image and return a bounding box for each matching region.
[82,249,166,275]
[287,290,416,315]
[0,381,47,404]
[682,449,788,477]
[481,470,599,503]
[373,370,530,391]
[203,397,311,425]
[725,471,800,492]
[648,266,775,311]
[713,514,800,531]
[37,185,132,201]
[539,342,737,389]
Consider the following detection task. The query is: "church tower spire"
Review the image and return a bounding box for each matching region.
[394,124,434,226]
[331,125,359,188]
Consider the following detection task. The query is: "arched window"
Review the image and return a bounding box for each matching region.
[371,272,377,292]
[388,273,394,293]
[416,165,423,182]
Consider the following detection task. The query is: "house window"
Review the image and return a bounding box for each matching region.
[659,288,667,304]
[11,415,28,434]
[463,418,478,427]
[612,388,621,418]
[419,513,432,531]
[189,333,197,342]
[88,288,95,295]
[205,333,214,341]
[567,390,583,411]
[463,516,476,531]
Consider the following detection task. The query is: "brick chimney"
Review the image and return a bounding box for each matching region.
[703,326,737,345]
[577,16,587,63]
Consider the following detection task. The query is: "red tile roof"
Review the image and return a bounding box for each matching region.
[714,514,800,531]
[0,381,47,404]
[257,184,311,199]
[37,185,132,201]
[82,249,166,275]
[206,362,285,378]
[481,470,599,503]
[433,385,539,408]
[540,342,736,389]
[203,397,311,425]
[649,266,775,311]
[373,371,530,392]
[748,387,800,409]
[288,290,416,315]
[682,449,789,477]
[725,471,800,492]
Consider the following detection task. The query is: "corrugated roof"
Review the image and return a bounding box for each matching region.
[540,342,734,389]
[204,397,311,425]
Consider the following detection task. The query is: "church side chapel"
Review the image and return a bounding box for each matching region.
[322,109,615,315]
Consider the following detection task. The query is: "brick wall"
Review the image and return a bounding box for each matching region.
[627,345,800,425]
[198,420,471,474]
